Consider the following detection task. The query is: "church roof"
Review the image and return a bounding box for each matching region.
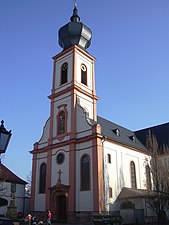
[97,116,148,153]
[117,187,156,200]
[134,122,169,152]
[0,163,27,185]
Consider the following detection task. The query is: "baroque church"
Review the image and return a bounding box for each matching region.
[30,5,169,224]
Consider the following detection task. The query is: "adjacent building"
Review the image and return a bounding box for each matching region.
[0,163,29,217]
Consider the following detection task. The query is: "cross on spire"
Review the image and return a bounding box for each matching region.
[73,0,78,7]
[70,2,80,22]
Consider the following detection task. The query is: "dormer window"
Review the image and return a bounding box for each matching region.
[129,135,136,142]
[81,64,87,85]
[113,129,120,136]
[61,63,68,85]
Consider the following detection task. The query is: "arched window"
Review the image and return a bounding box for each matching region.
[81,64,87,85]
[81,155,90,191]
[58,111,65,135]
[39,163,46,193]
[61,63,68,85]
[145,165,151,190]
[130,161,137,188]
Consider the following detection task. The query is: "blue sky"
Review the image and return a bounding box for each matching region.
[0,0,169,181]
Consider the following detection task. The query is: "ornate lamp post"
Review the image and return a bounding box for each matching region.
[0,120,12,161]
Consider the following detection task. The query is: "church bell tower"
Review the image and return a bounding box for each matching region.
[31,5,103,223]
[46,4,99,146]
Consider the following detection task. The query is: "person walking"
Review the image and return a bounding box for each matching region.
[47,210,52,225]
[32,215,37,225]
[27,214,32,225]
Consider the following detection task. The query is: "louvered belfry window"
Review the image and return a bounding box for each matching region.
[81,64,87,85]
[61,63,68,85]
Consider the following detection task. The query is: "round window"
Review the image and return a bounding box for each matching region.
[62,63,67,71]
[56,153,65,164]
[81,64,87,71]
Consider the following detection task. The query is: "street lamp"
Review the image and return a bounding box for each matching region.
[0,120,12,156]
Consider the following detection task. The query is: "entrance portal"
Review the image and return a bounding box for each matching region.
[57,195,67,220]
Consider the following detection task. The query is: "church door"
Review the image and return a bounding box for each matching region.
[57,195,67,220]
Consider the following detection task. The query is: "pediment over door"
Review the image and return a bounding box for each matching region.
[49,183,70,219]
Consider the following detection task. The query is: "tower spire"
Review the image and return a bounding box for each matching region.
[70,3,80,22]
[58,2,92,50]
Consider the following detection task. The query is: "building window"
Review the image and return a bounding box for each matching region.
[113,129,120,136]
[81,155,90,191]
[130,161,137,188]
[81,64,87,85]
[56,152,65,164]
[11,183,16,193]
[129,135,136,142]
[58,111,65,135]
[39,163,46,193]
[145,165,152,190]
[61,63,68,85]
[109,187,113,198]
[108,154,111,163]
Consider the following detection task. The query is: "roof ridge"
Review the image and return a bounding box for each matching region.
[0,163,27,184]
[135,121,169,132]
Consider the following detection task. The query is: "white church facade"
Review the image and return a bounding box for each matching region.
[30,5,168,224]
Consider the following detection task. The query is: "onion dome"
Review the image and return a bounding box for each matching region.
[58,4,92,50]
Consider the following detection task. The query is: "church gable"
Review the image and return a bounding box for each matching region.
[37,118,50,149]
[76,97,93,138]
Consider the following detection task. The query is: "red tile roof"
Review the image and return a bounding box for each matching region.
[0,163,27,185]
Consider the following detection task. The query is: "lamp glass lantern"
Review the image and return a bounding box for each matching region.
[0,120,12,154]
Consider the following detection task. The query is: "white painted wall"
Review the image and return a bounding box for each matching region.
[51,147,69,186]
[34,193,46,211]
[76,99,93,137]
[77,92,94,120]
[34,153,47,211]
[0,181,27,216]
[103,140,148,207]
[76,142,93,211]
[38,118,50,148]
